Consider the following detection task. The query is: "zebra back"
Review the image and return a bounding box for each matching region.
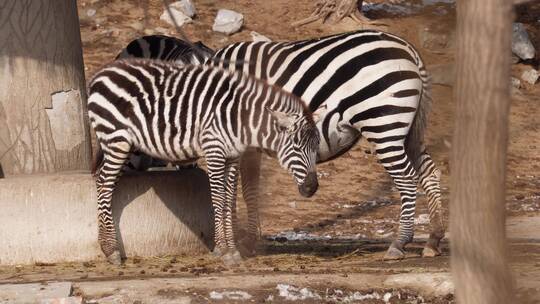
[116,35,214,65]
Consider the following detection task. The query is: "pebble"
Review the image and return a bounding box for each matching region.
[86,8,96,17]
[160,6,192,27]
[512,23,536,61]
[212,9,243,35]
[250,31,271,42]
[169,0,196,18]
[521,69,539,85]
[511,77,521,89]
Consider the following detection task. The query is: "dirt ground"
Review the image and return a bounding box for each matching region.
[2,0,540,303]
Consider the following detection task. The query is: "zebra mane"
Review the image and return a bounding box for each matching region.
[89,58,314,125]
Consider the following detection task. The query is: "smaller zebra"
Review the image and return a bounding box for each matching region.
[88,59,321,265]
[116,35,214,171]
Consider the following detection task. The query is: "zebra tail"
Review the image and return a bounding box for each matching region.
[91,145,104,176]
[405,65,432,171]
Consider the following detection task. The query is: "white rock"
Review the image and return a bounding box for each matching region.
[86,9,96,17]
[160,7,192,27]
[213,9,243,35]
[169,0,196,18]
[521,69,539,85]
[414,213,430,225]
[250,31,271,42]
[288,201,297,208]
[511,77,521,89]
[512,23,536,61]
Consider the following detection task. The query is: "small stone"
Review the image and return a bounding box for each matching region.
[512,23,536,61]
[511,77,521,89]
[414,214,430,225]
[160,6,192,27]
[515,194,525,200]
[86,9,96,17]
[521,69,539,85]
[288,201,297,209]
[169,0,196,18]
[212,9,243,35]
[140,270,146,274]
[250,31,271,42]
[273,267,280,272]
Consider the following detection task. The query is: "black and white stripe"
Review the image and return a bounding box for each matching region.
[119,29,445,259]
[88,59,320,264]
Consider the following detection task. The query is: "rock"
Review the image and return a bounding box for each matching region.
[212,9,243,35]
[250,31,271,42]
[169,0,196,18]
[86,9,96,17]
[512,23,535,61]
[384,273,453,297]
[415,214,430,225]
[288,201,297,209]
[511,77,521,89]
[160,6,192,27]
[521,69,539,85]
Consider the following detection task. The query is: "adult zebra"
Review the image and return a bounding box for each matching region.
[119,29,444,260]
[88,59,321,265]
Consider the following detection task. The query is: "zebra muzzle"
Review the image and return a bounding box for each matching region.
[298,172,318,198]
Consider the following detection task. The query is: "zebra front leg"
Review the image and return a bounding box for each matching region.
[95,143,131,265]
[417,152,445,257]
[205,153,229,259]
[221,159,243,265]
[239,148,262,256]
[376,147,419,260]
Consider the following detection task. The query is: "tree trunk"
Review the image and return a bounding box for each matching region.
[451,0,515,303]
[0,0,91,176]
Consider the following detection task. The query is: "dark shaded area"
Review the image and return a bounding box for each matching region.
[0,164,3,178]
[109,168,214,260]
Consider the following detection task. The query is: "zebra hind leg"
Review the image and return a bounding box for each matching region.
[95,140,132,265]
[417,151,445,257]
[374,144,419,260]
[238,149,262,256]
[205,153,230,260]
[221,159,243,266]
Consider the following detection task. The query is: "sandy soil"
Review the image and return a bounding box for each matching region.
[2,0,540,303]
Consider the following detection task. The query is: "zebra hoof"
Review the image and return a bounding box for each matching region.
[106,251,122,265]
[221,251,242,266]
[422,245,441,258]
[211,247,226,257]
[383,246,405,260]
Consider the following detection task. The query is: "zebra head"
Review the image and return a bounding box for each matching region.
[267,108,321,198]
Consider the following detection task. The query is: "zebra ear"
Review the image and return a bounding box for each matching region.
[266,107,297,131]
[312,104,327,124]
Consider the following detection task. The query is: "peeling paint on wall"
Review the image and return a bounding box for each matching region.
[45,90,85,151]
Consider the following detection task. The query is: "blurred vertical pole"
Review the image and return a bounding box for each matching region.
[0,1,91,175]
[451,0,515,303]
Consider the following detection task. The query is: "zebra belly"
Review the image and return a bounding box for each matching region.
[130,129,203,164]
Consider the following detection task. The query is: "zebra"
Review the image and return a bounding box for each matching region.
[87,59,321,265]
[116,35,215,171]
[118,29,445,260]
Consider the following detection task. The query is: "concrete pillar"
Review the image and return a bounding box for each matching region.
[0,169,213,265]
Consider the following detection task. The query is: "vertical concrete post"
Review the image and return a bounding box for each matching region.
[0,1,91,175]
